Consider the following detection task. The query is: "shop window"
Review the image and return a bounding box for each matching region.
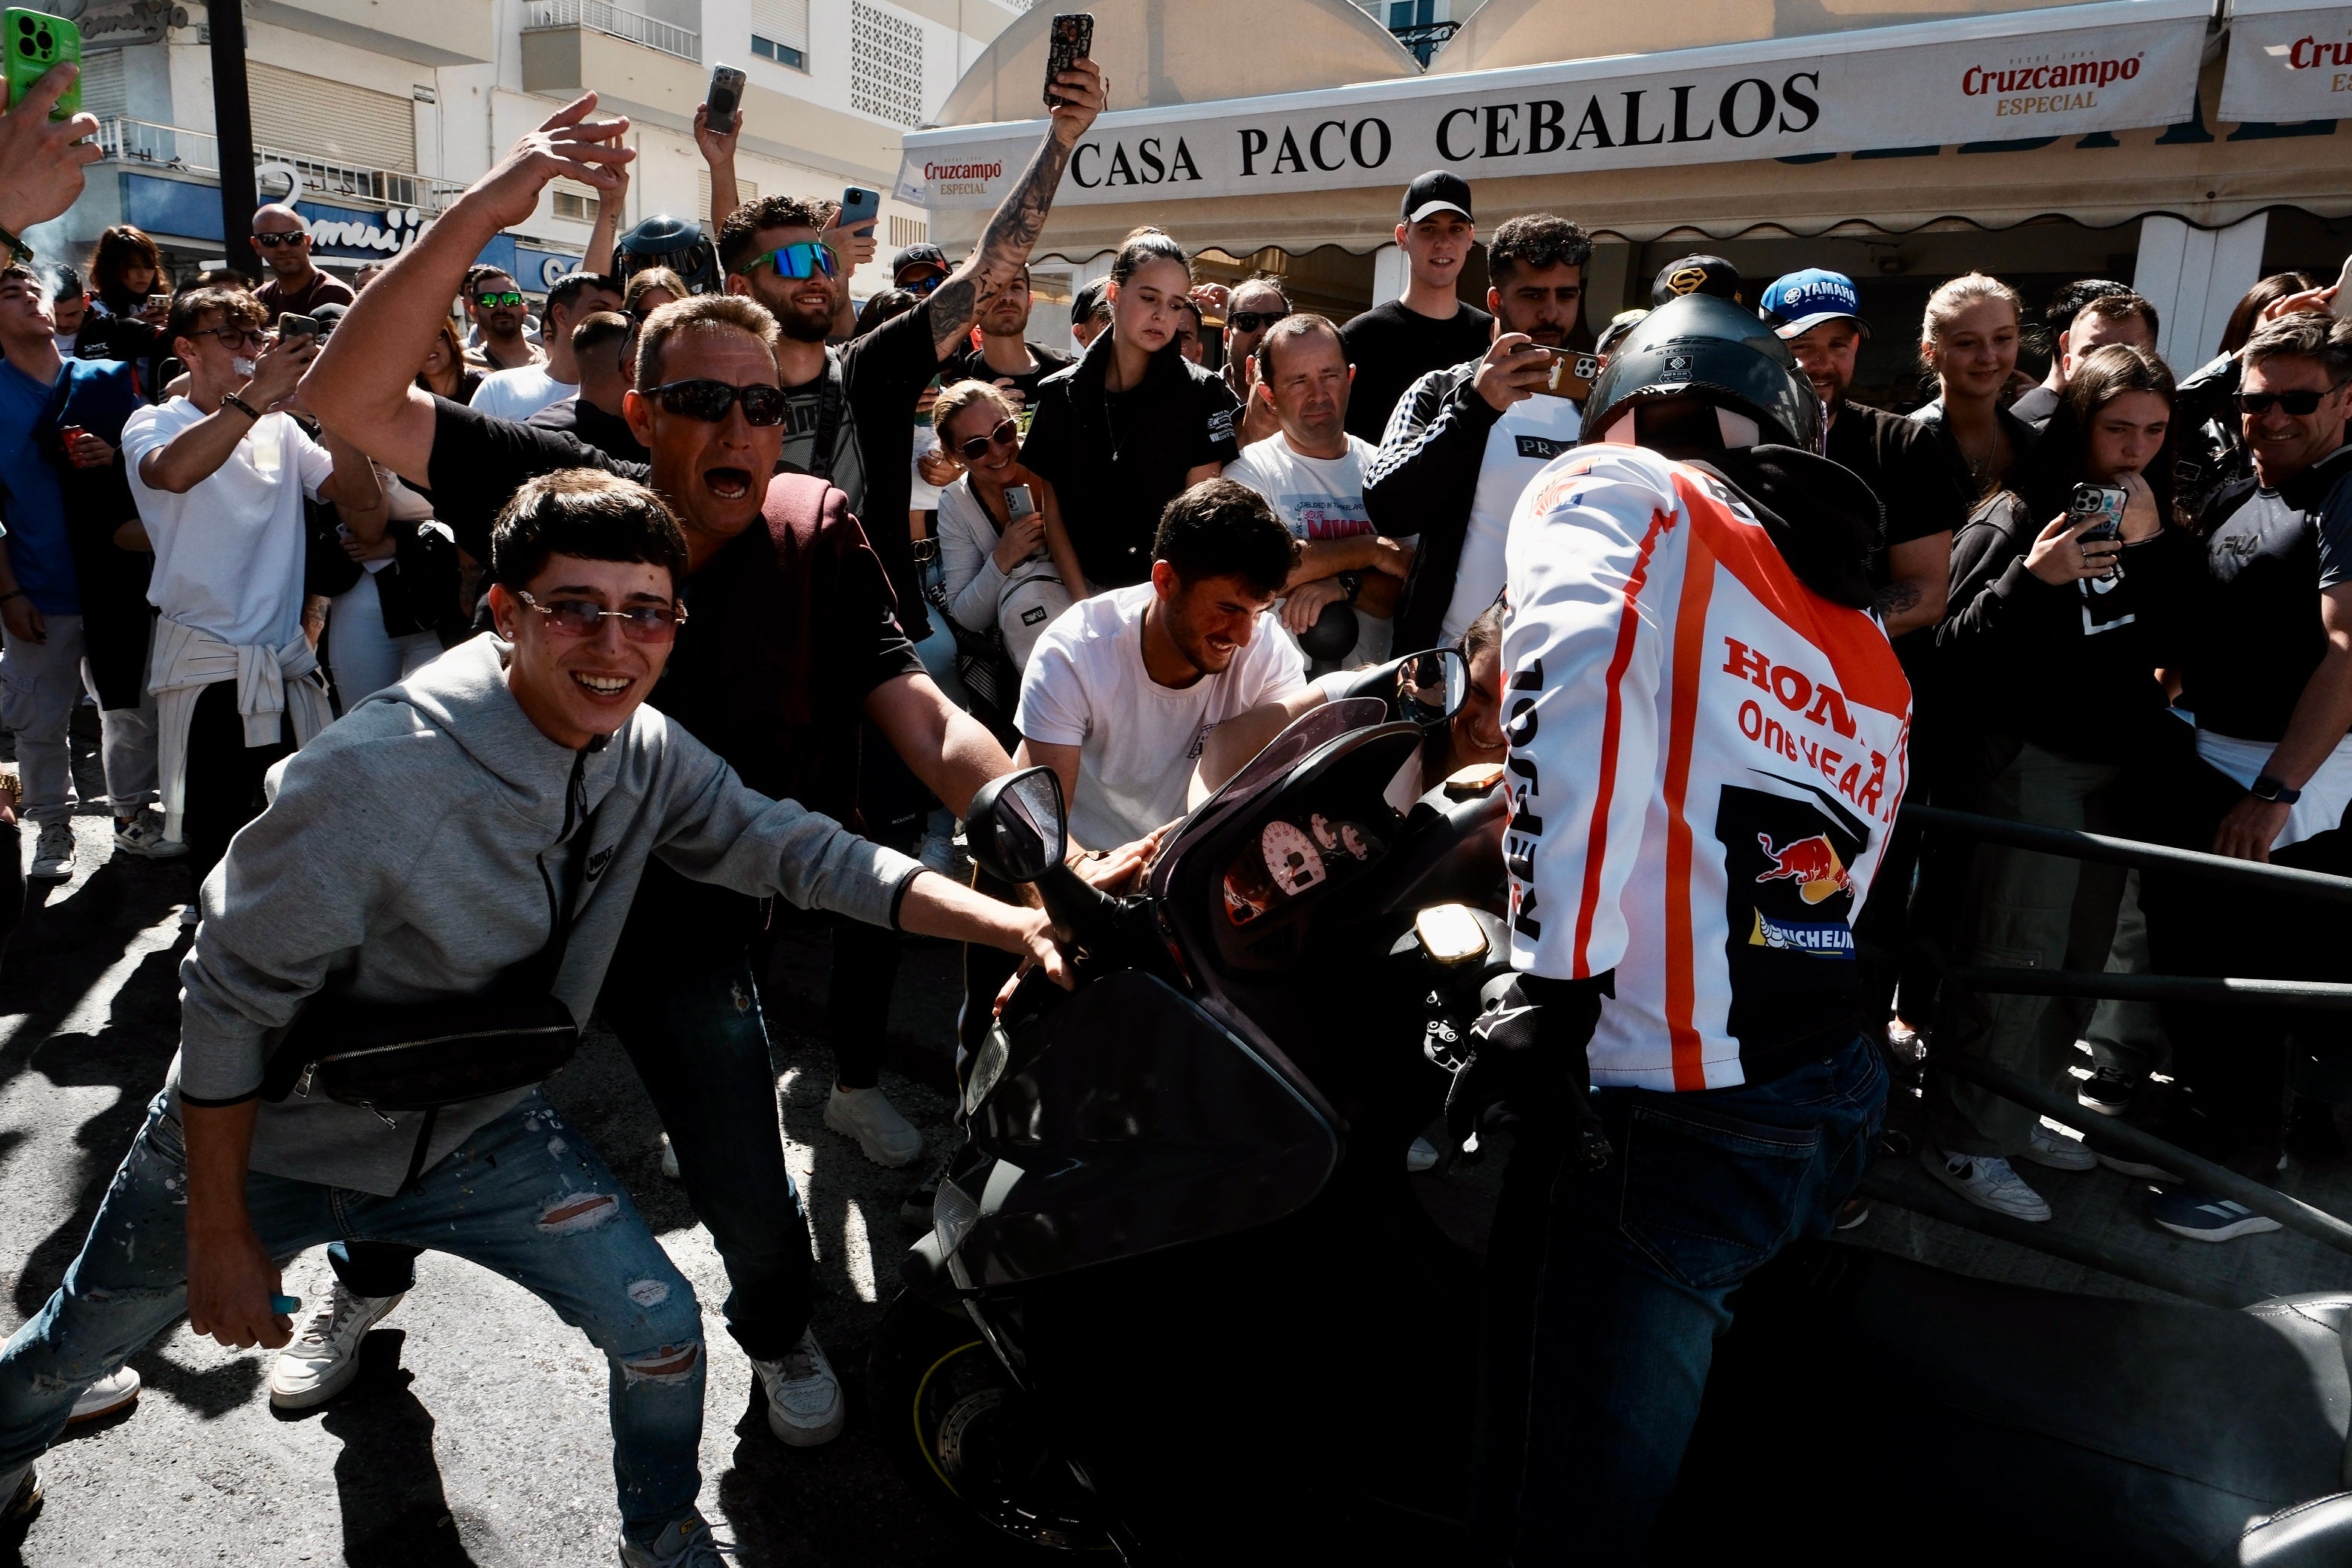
[851,2,924,127]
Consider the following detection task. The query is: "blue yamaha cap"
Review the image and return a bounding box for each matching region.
[1760,268,1870,339]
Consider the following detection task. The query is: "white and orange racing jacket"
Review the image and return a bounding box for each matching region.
[1501,442,1912,1092]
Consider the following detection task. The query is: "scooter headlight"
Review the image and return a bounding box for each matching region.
[964,1024,1012,1119]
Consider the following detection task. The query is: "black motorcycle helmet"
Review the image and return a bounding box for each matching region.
[614,215,720,296]
[1582,292,1823,453]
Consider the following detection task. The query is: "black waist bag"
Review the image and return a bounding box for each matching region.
[259,991,580,1191]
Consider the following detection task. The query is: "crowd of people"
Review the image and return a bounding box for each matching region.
[0,36,2341,1564]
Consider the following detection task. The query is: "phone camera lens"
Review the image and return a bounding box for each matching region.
[13,37,29,54]
[35,30,51,51]
[14,19,29,34]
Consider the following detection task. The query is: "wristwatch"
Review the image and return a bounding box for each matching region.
[2251,773,2302,805]
[1337,570,1363,604]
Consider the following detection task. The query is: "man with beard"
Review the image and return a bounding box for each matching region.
[1364,213,1591,651]
[464,265,543,372]
[298,86,1120,1437]
[1014,478,1309,852]
[945,263,1070,412]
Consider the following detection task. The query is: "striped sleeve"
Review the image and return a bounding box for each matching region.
[1500,452,1687,982]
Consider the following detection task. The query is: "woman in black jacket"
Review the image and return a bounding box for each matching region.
[1018,228,1239,589]
[1919,344,2191,1223]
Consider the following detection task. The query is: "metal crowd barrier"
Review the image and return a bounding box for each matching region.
[1883,804,2352,1274]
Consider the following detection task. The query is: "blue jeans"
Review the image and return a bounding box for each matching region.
[334,955,816,1361]
[0,1092,705,1538]
[1475,1037,1887,1565]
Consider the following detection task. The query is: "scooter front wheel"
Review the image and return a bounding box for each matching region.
[869,1289,1119,1555]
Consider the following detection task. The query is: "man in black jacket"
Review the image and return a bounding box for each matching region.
[1364,213,1588,654]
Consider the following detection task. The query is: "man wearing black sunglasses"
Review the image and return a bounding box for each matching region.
[712,55,1106,646]
[2136,309,2352,1239]
[250,204,354,327]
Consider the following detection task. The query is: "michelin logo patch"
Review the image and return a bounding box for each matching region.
[1747,909,1854,957]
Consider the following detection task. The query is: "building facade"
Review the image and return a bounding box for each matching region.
[47,0,1021,298]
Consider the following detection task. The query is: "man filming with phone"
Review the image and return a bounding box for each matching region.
[1364,213,1591,653]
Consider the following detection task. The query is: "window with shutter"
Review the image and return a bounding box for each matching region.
[850,2,923,127]
[77,50,126,124]
[750,0,808,69]
[888,214,926,250]
[697,169,758,225]
[247,63,418,176]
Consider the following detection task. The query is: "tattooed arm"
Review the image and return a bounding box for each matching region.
[926,57,1107,361]
[1879,531,1951,637]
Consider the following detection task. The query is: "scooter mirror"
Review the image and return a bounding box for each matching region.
[1396,647,1470,727]
[967,764,1068,884]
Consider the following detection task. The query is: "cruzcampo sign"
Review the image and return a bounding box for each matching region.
[2220,0,2352,121]
[898,0,2208,210]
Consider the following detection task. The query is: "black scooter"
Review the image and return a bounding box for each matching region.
[871,659,2352,1567]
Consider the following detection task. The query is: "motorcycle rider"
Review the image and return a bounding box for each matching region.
[1453,293,1907,1561]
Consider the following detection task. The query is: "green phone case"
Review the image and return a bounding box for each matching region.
[5,9,80,121]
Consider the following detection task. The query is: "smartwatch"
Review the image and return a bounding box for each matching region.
[1337,570,1363,604]
[2251,773,2302,806]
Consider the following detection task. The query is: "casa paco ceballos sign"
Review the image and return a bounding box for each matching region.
[896,0,2210,210]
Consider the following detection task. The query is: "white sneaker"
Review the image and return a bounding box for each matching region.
[112,810,186,859]
[178,902,200,931]
[658,1132,680,1181]
[825,1083,924,1168]
[2019,1119,2096,1172]
[28,822,72,881]
[1921,1145,2051,1222]
[1406,1136,1440,1173]
[617,1511,726,1567]
[752,1330,845,1447]
[66,1364,139,1423]
[268,1285,402,1410]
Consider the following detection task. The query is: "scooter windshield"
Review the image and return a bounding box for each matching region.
[1148,697,1389,900]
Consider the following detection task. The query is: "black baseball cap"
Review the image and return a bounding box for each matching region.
[891,243,948,282]
[1070,277,1108,326]
[1401,170,1474,226]
[1651,255,1743,307]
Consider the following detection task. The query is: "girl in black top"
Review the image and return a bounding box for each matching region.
[1019,228,1240,589]
[1909,272,2038,510]
[1922,345,2191,1214]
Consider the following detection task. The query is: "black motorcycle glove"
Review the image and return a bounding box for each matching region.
[1444,971,1612,1171]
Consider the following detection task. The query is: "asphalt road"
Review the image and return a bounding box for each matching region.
[0,726,1036,1567]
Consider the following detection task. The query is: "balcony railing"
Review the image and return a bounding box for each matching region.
[98,119,469,214]
[522,0,700,63]
[1390,20,1459,67]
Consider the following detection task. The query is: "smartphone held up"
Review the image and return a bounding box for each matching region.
[1045,13,1093,109]
[704,63,745,135]
[3,8,79,120]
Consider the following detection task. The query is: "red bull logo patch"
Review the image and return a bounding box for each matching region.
[1754,832,1851,905]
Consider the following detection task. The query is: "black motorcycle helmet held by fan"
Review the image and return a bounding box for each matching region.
[1582,292,1825,455]
[614,215,721,296]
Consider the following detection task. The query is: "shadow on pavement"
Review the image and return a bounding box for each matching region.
[310,1331,489,1568]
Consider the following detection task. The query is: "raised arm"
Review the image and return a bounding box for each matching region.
[320,430,388,541]
[302,95,633,484]
[923,59,1107,362]
[583,160,629,276]
[693,103,740,228]
[138,335,316,494]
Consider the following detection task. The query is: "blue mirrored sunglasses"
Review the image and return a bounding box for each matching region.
[755,242,838,280]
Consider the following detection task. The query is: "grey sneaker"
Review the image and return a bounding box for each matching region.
[1921,1144,2051,1222]
[28,822,73,881]
[112,810,187,859]
[617,1511,725,1567]
[824,1083,923,1168]
[268,1285,402,1409]
[752,1329,845,1447]
[67,1364,139,1423]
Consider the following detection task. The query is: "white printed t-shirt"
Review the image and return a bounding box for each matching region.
[1440,391,1583,645]
[1226,431,1411,666]
[469,364,573,424]
[124,400,330,648]
[1016,583,1309,850]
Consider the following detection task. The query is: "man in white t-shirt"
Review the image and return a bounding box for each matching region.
[1364,213,1591,650]
[1015,478,1307,851]
[1223,314,1416,670]
[122,286,384,880]
[467,271,623,423]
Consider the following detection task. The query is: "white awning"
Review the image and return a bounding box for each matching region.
[2220,0,2352,121]
[899,0,2208,212]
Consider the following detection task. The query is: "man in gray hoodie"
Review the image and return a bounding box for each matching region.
[0,467,1064,1568]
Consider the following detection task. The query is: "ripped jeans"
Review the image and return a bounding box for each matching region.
[0,1091,705,1538]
